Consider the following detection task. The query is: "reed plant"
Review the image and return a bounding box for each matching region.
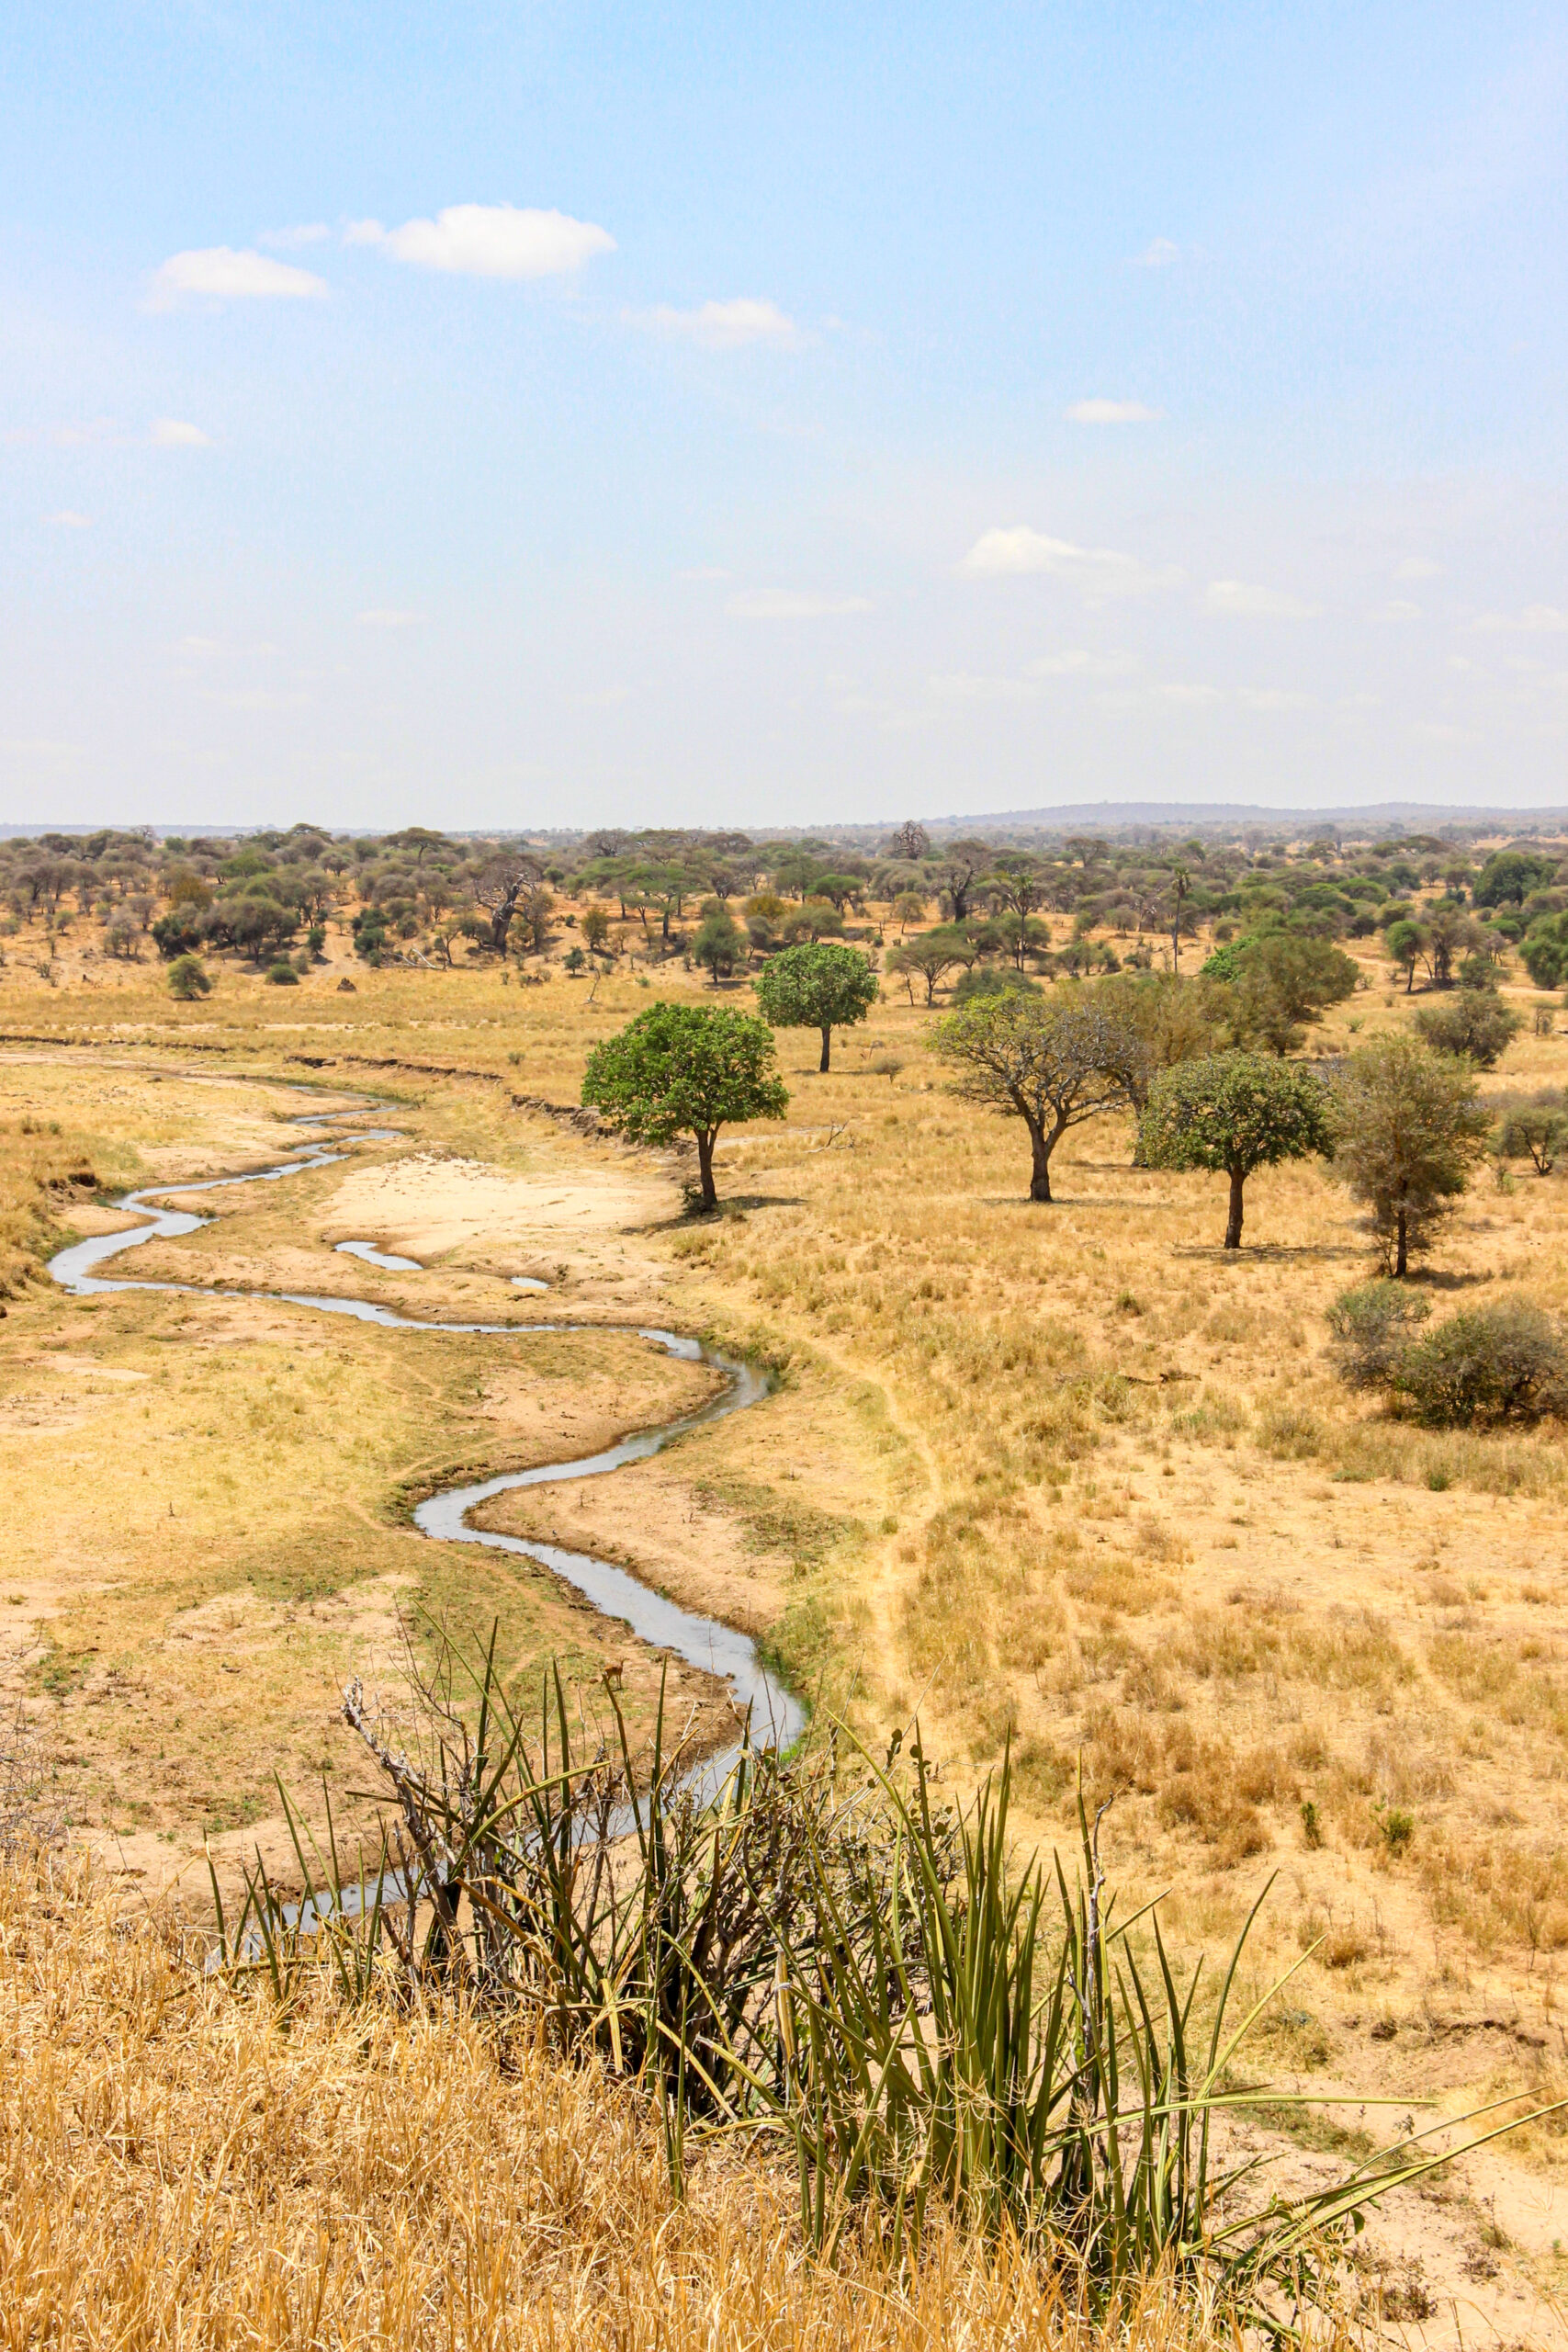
[209,1627,1563,2326]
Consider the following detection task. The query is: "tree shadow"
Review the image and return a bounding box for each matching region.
[1169,1242,1367,1262]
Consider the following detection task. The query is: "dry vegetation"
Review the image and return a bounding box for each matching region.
[5,821,1568,2340]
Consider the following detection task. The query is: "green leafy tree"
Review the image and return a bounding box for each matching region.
[1225,932,1358,1052]
[753,941,877,1071]
[1138,1051,1332,1250]
[693,901,746,984]
[166,954,210,1001]
[1328,1033,1491,1276]
[1383,918,1427,994]
[1497,1105,1568,1176]
[883,926,976,1005]
[931,984,1147,1202]
[580,906,613,956]
[581,1003,788,1210]
[1475,849,1557,908]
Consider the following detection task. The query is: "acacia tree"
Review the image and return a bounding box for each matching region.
[931,985,1147,1202]
[754,941,878,1070]
[884,927,976,1004]
[581,1003,788,1210]
[1139,1051,1332,1250]
[1329,1033,1492,1276]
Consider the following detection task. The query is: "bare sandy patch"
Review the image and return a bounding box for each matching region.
[321,1150,681,1270]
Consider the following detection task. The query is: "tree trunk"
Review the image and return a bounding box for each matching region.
[818,1026,831,1073]
[694,1131,717,1211]
[1170,926,1180,977]
[1028,1123,1053,1203]
[1394,1208,1408,1278]
[1404,965,1414,994]
[1224,1166,1245,1250]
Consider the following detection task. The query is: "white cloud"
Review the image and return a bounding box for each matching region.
[356,608,422,628]
[1065,398,1162,424]
[673,565,731,582]
[1237,686,1314,710]
[257,223,331,250]
[148,246,330,309]
[361,203,615,278]
[151,417,212,447]
[1394,555,1442,581]
[959,526,1180,600]
[1131,237,1179,267]
[1205,578,1320,618]
[727,591,873,619]
[1370,598,1421,622]
[1163,682,1224,707]
[1473,605,1568,634]
[46,510,93,528]
[928,673,1039,703]
[632,297,796,348]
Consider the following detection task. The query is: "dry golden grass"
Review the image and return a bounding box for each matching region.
[6,910,1568,2330]
[0,1848,1250,2352]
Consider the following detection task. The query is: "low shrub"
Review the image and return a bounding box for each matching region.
[1393,1301,1568,1426]
[166,953,210,1001]
[1497,1104,1568,1175]
[1412,990,1522,1068]
[265,960,299,986]
[1325,1282,1431,1390]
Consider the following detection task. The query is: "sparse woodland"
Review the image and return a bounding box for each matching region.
[5,814,1568,2343]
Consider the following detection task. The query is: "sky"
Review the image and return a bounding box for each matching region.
[3,2,1567,832]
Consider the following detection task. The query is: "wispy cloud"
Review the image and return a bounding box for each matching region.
[1369,598,1421,622]
[355,203,615,278]
[1473,605,1568,634]
[630,297,796,348]
[959,526,1181,600]
[151,417,212,447]
[728,590,872,618]
[1065,398,1162,424]
[148,246,329,310]
[1130,237,1179,267]
[355,608,422,628]
[673,565,731,582]
[46,510,93,528]
[1205,578,1320,618]
[1394,555,1442,581]
[257,223,331,250]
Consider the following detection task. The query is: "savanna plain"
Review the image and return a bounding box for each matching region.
[4,842,1568,2348]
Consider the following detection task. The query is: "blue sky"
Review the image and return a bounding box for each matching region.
[3,2,1566,829]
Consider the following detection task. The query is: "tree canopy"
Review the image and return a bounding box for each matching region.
[1139,1050,1332,1249]
[753,942,878,1070]
[581,1002,788,1209]
[931,984,1146,1202]
[1328,1033,1491,1276]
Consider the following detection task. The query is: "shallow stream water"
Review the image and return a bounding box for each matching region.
[46,1102,802,1770]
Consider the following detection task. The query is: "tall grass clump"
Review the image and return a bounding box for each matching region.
[209,1626,1561,2325]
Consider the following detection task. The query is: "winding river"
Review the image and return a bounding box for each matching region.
[46,1102,803,1770]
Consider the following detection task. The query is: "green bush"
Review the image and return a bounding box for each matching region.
[952,964,1042,1004]
[1497,1104,1568,1175]
[1412,990,1522,1068]
[1325,1282,1432,1389]
[166,954,211,1001]
[265,960,299,986]
[1393,1301,1568,1426]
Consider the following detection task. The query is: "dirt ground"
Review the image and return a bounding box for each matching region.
[5,932,1568,2339]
